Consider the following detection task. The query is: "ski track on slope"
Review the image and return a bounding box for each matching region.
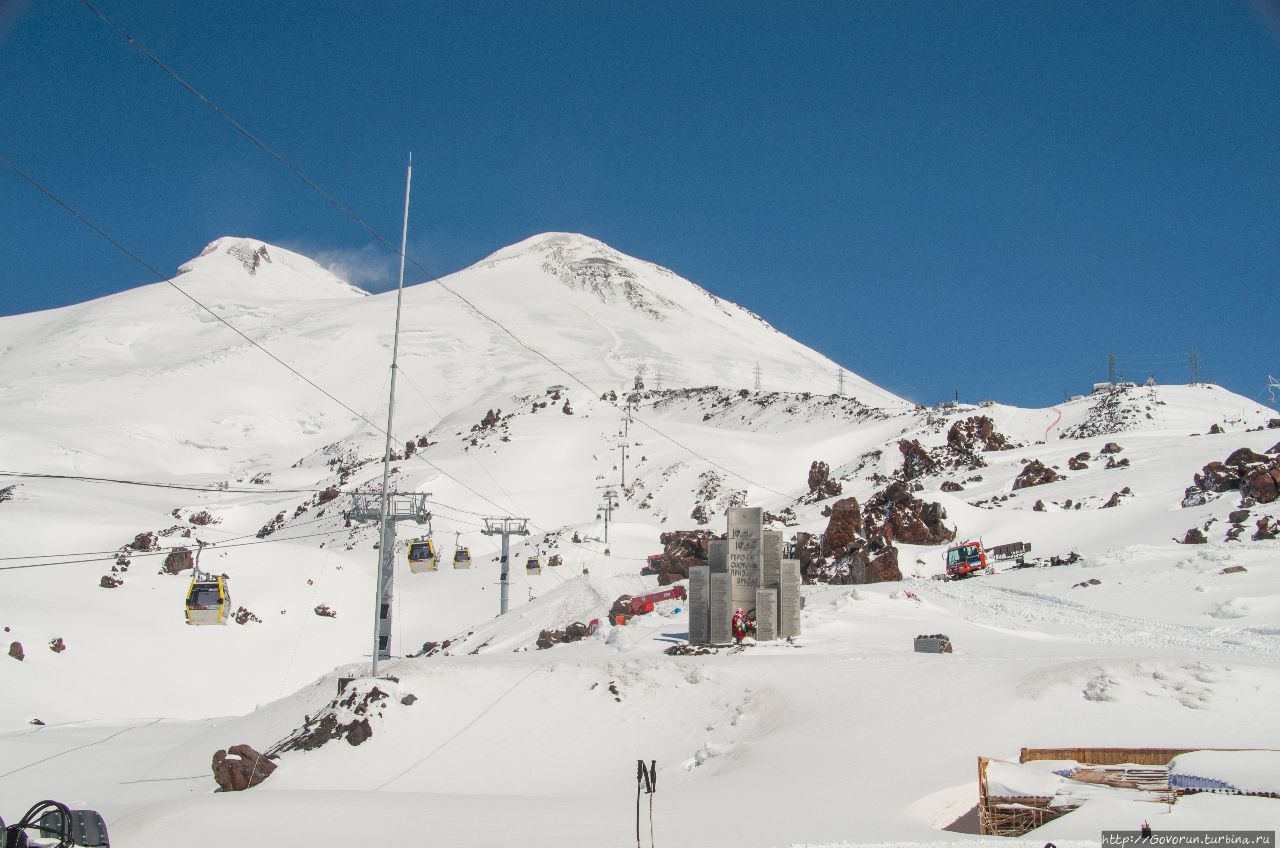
[916,579,1280,659]
[0,718,163,779]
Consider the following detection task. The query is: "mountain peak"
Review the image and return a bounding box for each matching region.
[476,232,620,266]
[176,237,369,299]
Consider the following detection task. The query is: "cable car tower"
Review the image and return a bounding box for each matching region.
[481,517,528,616]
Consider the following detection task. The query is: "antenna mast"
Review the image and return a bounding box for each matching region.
[371,153,413,678]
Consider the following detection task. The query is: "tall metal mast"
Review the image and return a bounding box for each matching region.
[371,154,413,678]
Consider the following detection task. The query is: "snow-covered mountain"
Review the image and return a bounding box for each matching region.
[2,234,1278,847]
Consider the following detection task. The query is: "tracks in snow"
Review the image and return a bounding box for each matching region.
[915,579,1280,660]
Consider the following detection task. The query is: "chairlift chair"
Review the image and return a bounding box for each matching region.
[185,566,230,626]
[407,538,438,573]
[526,554,541,575]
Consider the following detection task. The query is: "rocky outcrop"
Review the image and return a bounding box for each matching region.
[1012,460,1062,490]
[233,607,262,625]
[314,604,337,618]
[809,483,949,585]
[1181,528,1208,544]
[212,744,277,791]
[536,620,595,649]
[8,641,23,661]
[128,531,159,552]
[48,637,66,653]
[658,530,713,585]
[163,547,194,574]
[1183,447,1280,507]
[861,546,902,584]
[947,416,1014,453]
[863,482,955,546]
[257,511,287,538]
[820,498,863,557]
[791,531,823,580]
[99,574,123,588]
[272,683,390,753]
[806,460,842,500]
[898,439,939,481]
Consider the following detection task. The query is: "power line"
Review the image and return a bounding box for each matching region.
[0,528,344,573]
[0,469,333,495]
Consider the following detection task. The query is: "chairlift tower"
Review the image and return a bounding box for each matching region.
[597,485,618,545]
[347,490,431,669]
[617,440,630,488]
[481,517,529,616]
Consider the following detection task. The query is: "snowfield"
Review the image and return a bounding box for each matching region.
[1,234,1277,845]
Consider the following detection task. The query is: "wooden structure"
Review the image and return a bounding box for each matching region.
[980,747,1278,836]
[978,757,1072,836]
[1022,747,1204,766]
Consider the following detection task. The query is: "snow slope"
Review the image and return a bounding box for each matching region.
[1,234,1278,845]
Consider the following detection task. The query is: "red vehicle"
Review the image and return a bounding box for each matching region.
[945,540,1030,580]
[640,554,663,576]
[611,585,687,623]
[945,541,990,579]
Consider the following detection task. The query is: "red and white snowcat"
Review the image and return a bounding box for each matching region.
[944,540,1030,580]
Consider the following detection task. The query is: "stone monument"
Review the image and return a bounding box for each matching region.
[688,507,802,645]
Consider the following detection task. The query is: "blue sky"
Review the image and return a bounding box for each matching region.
[2,1,1278,408]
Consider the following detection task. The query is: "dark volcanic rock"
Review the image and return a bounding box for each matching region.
[659,530,712,585]
[128,531,159,552]
[163,547,194,574]
[8,641,23,661]
[898,439,939,481]
[1013,460,1062,490]
[806,460,843,500]
[1195,461,1240,493]
[212,744,277,791]
[862,546,902,584]
[863,482,955,546]
[1225,447,1269,469]
[947,416,1013,453]
[1244,469,1280,505]
[1181,528,1208,545]
[821,498,863,557]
